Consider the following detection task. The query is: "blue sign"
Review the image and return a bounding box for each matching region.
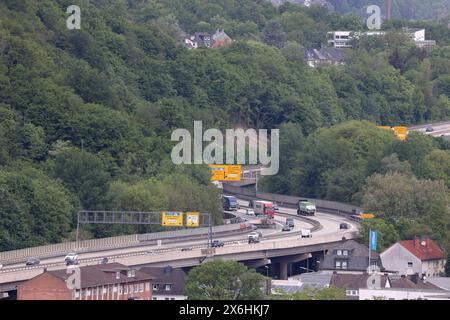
[370,230,378,251]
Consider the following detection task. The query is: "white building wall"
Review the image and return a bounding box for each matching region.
[359,288,449,300]
[380,243,421,275]
[411,29,425,41]
[421,259,446,277]
[152,294,187,300]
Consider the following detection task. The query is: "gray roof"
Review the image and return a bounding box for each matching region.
[427,277,450,291]
[331,273,444,291]
[320,240,383,272]
[139,266,186,296]
[305,48,345,62]
[48,263,154,288]
[291,271,333,287]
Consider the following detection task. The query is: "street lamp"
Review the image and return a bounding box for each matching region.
[264,266,269,277]
[233,277,242,300]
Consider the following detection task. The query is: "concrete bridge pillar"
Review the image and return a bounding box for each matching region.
[279,261,288,280]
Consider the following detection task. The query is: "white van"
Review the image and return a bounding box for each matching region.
[301,229,312,238]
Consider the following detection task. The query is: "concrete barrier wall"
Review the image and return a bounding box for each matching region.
[223,184,362,215]
[0,223,247,263]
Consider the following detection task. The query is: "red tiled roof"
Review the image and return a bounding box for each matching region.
[399,239,444,261]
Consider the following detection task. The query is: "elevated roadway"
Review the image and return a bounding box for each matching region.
[0,199,358,288]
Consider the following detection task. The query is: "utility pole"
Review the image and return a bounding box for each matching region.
[208,213,213,248]
[369,228,372,270]
[76,212,80,242]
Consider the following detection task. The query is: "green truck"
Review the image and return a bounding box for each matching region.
[297,200,316,216]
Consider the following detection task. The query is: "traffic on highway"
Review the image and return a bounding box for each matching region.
[0,197,359,277]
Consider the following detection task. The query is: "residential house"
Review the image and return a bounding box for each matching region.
[139,266,187,300]
[211,29,233,48]
[17,263,154,300]
[305,48,345,68]
[183,30,232,49]
[327,28,435,49]
[381,236,445,277]
[320,239,384,273]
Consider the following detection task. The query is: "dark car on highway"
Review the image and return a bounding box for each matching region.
[286,217,294,228]
[25,257,40,266]
[426,127,434,132]
[181,247,193,251]
[339,223,349,230]
[211,240,224,247]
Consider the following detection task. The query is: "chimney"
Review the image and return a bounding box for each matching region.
[411,273,419,284]
[414,235,421,248]
[164,265,173,275]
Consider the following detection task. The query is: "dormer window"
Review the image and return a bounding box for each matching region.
[115,272,121,280]
[127,270,136,278]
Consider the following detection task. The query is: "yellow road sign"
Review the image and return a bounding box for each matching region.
[393,126,407,141]
[162,212,183,227]
[377,126,407,141]
[186,212,200,227]
[209,165,241,181]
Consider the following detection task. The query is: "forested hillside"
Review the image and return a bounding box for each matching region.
[0,0,450,251]
[329,0,450,21]
[276,0,450,21]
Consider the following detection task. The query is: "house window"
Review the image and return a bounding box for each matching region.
[335,261,341,269]
[125,286,129,294]
[337,250,342,256]
[346,290,358,296]
[116,272,121,280]
[139,283,144,292]
[119,286,123,294]
[342,261,348,269]
[153,284,160,291]
[102,287,107,294]
[343,250,348,256]
[408,262,413,268]
[165,284,172,291]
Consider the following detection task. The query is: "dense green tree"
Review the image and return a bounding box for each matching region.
[185,260,266,300]
[52,149,110,210]
[358,218,400,252]
[362,172,450,246]
[0,166,75,250]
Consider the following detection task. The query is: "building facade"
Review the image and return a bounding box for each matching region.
[140,266,187,300]
[381,237,445,277]
[18,263,154,300]
[320,240,384,273]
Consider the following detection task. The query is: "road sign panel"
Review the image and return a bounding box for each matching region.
[360,213,375,219]
[162,211,183,226]
[186,212,200,227]
[209,165,241,181]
